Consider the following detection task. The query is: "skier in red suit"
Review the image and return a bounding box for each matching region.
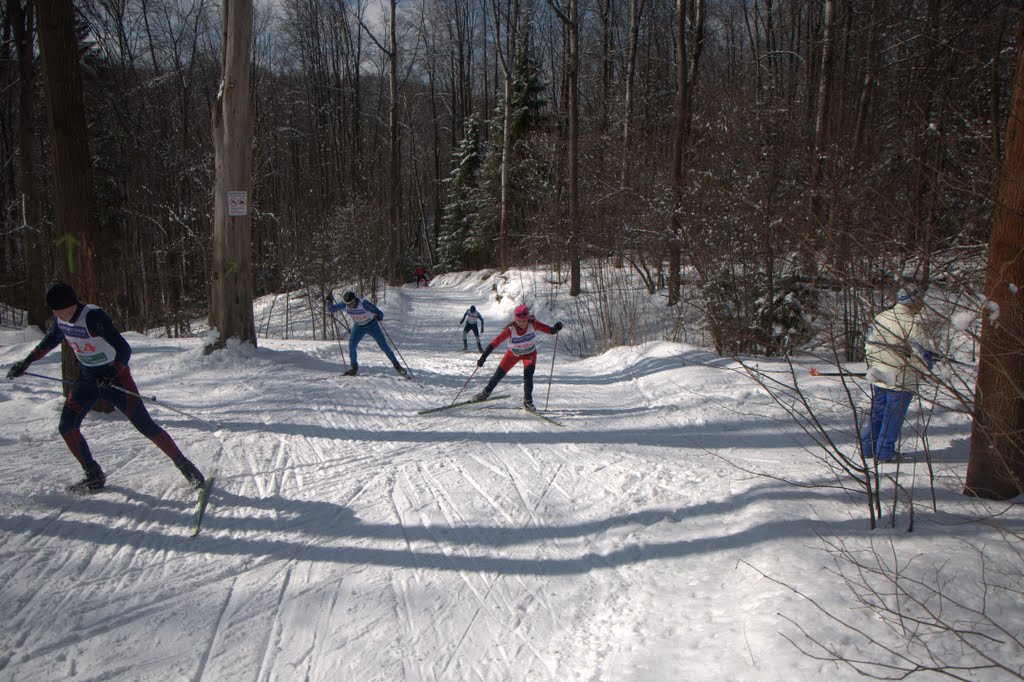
[474,304,562,412]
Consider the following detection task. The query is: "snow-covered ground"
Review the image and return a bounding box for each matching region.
[0,271,1020,681]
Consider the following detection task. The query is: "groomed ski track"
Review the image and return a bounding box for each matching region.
[0,275,894,680]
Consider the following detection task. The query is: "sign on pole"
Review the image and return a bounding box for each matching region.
[227,191,248,216]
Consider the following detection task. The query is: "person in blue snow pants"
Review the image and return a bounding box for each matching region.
[327,291,405,377]
[861,387,915,463]
[860,286,933,462]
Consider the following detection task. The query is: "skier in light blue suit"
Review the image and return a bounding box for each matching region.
[327,291,406,377]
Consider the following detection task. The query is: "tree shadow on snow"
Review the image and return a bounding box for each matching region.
[3,477,1018,577]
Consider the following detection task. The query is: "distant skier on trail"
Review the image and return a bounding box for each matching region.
[4,282,206,493]
[475,304,562,412]
[326,291,407,377]
[415,265,430,288]
[460,305,485,352]
[860,285,933,462]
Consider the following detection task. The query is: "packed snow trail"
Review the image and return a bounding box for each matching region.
[0,273,981,680]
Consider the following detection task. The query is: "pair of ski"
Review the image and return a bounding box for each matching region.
[66,476,215,537]
[418,394,564,426]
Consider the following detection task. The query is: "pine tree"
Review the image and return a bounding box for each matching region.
[437,117,483,271]
[468,31,547,266]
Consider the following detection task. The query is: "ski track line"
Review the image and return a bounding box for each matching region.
[409,461,552,673]
[387,463,499,672]
[301,582,341,680]
[486,376,649,662]
[200,575,241,681]
[386,470,424,580]
[445,460,517,525]
[465,450,510,480]
[255,565,293,682]
[490,454,542,528]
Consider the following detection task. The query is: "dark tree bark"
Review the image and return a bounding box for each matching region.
[668,0,703,306]
[37,0,101,394]
[7,0,46,329]
[964,25,1024,501]
[36,0,97,294]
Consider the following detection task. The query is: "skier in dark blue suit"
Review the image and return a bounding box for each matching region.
[327,291,406,377]
[5,282,205,493]
[460,305,485,352]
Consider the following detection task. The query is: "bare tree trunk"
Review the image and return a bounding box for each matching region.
[8,0,46,329]
[808,0,834,247]
[964,27,1024,501]
[37,0,101,396]
[567,0,580,297]
[208,0,256,351]
[499,72,513,271]
[615,0,643,269]
[36,0,97,294]
[851,0,878,162]
[388,0,403,283]
[491,0,519,273]
[668,0,703,306]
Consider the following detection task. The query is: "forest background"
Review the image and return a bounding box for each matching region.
[0,0,1019,362]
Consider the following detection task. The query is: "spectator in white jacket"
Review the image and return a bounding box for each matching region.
[860,286,934,462]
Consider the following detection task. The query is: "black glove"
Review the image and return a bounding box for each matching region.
[552,322,563,333]
[98,362,129,389]
[6,359,29,380]
[477,349,491,367]
[375,314,383,321]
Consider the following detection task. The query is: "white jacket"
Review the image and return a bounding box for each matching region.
[864,303,932,392]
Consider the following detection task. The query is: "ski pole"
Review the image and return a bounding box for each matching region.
[447,325,461,347]
[544,332,560,410]
[809,367,866,378]
[327,310,349,369]
[378,321,413,375]
[451,365,480,405]
[20,371,221,429]
[21,370,73,387]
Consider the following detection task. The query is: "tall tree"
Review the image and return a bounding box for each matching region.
[808,0,835,242]
[545,0,581,295]
[6,0,46,329]
[964,24,1024,501]
[208,0,256,350]
[36,0,97,295]
[36,0,102,391]
[490,0,522,272]
[668,0,703,305]
[359,0,404,283]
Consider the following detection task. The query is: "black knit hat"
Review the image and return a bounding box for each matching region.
[342,291,358,304]
[45,282,78,310]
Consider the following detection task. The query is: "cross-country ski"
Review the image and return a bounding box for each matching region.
[190,476,215,536]
[417,393,509,414]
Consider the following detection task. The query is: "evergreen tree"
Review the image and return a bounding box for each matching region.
[468,29,547,266]
[437,117,484,271]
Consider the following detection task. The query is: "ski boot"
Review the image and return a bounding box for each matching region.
[175,456,205,489]
[343,364,358,376]
[474,388,491,402]
[393,362,408,377]
[524,399,537,413]
[67,462,106,494]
